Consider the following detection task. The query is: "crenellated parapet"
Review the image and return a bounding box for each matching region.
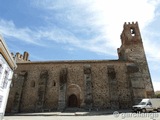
[11,51,30,63]
[120,21,142,47]
[123,21,138,27]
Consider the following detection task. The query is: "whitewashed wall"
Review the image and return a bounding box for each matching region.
[0,54,13,119]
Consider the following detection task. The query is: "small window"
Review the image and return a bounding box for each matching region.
[1,70,9,89]
[130,28,136,36]
[107,66,116,80]
[0,95,3,108]
[31,81,35,87]
[0,64,2,72]
[147,102,152,106]
[53,81,56,86]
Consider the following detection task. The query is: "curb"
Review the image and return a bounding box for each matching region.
[6,109,132,116]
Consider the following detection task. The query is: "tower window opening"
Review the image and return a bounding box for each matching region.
[130,28,136,36]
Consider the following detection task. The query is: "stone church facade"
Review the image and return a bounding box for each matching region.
[6,22,154,113]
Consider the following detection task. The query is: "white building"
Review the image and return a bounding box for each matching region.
[0,35,17,120]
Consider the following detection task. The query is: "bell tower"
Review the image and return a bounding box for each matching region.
[117,22,143,61]
[118,22,154,101]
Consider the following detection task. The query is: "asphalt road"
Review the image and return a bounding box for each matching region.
[4,112,160,120]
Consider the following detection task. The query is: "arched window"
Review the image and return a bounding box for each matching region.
[31,80,35,87]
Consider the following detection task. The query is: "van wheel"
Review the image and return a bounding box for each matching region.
[157,108,160,112]
[142,108,146,113]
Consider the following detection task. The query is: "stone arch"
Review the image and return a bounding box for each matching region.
[67,84,82,108]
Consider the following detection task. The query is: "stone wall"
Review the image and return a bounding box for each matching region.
[6,60,133,112]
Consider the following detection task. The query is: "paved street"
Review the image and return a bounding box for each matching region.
[4,112,160,120]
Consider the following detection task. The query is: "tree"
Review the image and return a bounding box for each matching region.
[156,94,160,98]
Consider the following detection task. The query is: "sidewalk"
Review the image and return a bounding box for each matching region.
[6,109,132,116]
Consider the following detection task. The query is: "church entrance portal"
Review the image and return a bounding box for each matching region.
[68,94,78,107]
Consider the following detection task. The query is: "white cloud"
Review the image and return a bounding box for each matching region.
[0,19,42,46]
[153,81,160,91]
[143,38,160,62]
[87,0,159,47]
[1,0,160,58]
[1,0,160,56]
[31,0,160,57]
[0,0,159,91]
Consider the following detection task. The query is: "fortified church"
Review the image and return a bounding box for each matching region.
[6,22,154,113]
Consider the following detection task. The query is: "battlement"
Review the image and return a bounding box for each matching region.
[118,21,144,61]
[120,21,142,47]
[123,21,138,27]
[11,51,30,63]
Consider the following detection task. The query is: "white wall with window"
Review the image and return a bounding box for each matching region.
[0,54,13,116]
[0,35,17,120]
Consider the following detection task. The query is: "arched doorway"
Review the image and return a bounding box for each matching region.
[68,94,78,107]
[67,84,82,108]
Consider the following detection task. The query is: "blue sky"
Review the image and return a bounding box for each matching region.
[0,0,160,91]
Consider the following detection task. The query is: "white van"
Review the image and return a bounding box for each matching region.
[132,98,160,112]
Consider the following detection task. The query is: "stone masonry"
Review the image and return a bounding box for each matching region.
[6,22,154,113]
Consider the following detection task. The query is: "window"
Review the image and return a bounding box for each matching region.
[0,55,12,89]
[0,57,4,78]
[53,81,56,86]
[0,64,2,72]
[0,96,3,108]
[130,28,136,36]
[147,102,152,106]
[31,81,35,87]
[107,66,116,80]
[0,64,3,80]
[3,70,9,88]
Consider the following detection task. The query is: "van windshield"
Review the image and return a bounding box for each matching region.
[138,102,146,105]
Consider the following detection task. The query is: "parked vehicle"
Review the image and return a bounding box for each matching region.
[132,98,160,112]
